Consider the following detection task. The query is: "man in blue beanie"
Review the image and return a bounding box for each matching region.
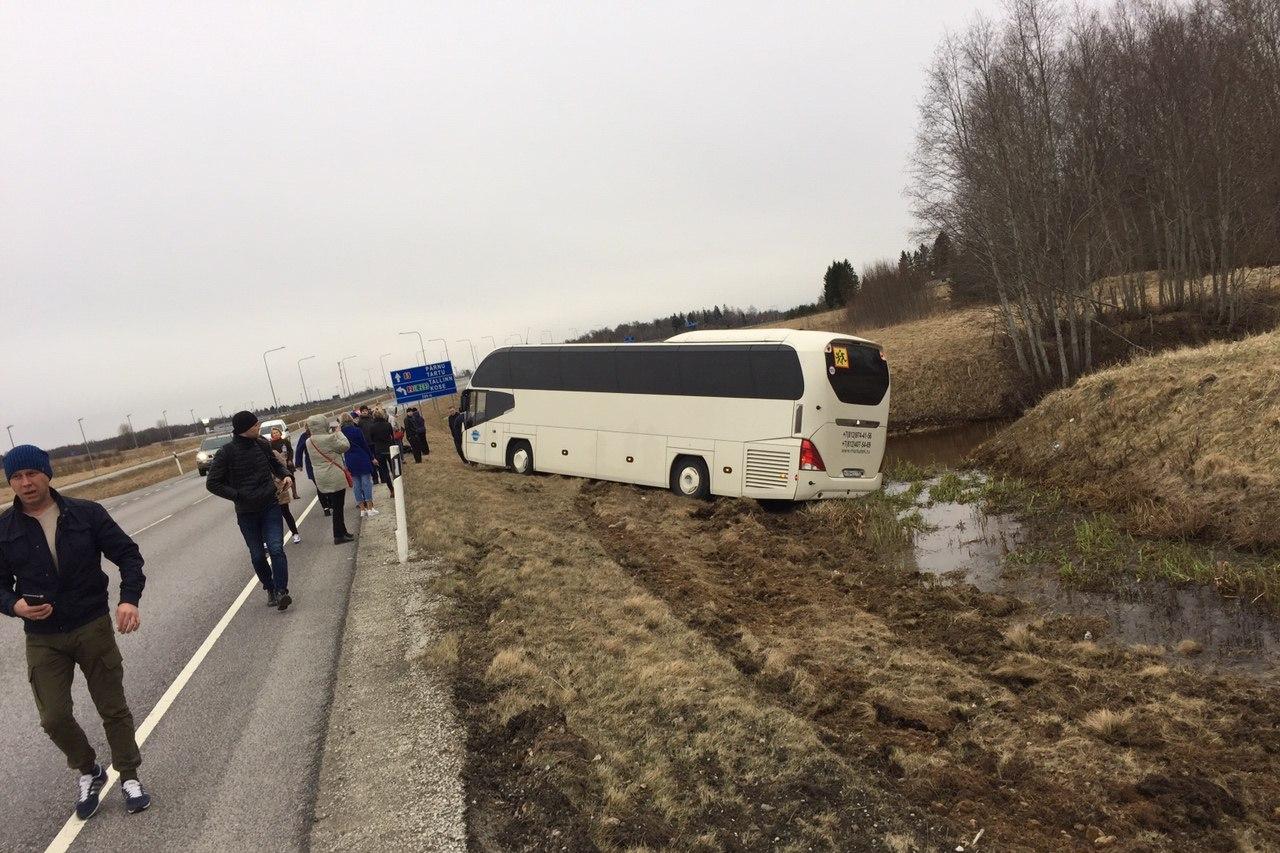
[0,444,152,820]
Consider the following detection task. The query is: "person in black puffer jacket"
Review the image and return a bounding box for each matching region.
[367,407,396,497]
[206,411,294,610]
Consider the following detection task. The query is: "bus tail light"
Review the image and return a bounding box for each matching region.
[799,439,825,472]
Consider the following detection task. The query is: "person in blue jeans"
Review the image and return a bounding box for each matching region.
[206,411,294,611]
[339,413,377,518]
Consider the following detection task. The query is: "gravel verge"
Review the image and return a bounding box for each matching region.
[309,507,466,852]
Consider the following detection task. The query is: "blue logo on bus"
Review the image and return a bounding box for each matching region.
[470,429,480,442]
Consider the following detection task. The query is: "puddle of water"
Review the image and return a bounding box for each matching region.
[889,476,1280,677]
[884,420,1013,470]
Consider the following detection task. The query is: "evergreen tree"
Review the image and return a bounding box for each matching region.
[822,259,858,308]
[931,231,951,278]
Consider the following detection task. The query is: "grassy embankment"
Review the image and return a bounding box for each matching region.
[404,416,1280,852]
[966,329,1280,606]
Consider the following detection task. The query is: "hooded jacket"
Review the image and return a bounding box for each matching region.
[304,415,351,493]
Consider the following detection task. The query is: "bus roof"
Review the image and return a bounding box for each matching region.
[665,328,881,350]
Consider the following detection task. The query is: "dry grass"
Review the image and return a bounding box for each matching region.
[976,329,1280,548]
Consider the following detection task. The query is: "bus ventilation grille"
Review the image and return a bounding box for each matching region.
[744,448,792,490]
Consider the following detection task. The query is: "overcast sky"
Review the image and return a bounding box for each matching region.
[2,1,1006,450]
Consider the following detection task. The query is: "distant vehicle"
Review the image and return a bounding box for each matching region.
[459,329,890,500]
[196,433,234,476]
[258,418,288,440]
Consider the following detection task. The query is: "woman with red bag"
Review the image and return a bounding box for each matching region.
[303,415,354,544]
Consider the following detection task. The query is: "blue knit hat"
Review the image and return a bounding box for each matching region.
[4,444,53,482]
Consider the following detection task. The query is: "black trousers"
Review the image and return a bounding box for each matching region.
[407,431,429,462]
[280,502,298,535]
[376,453,394,492]
[453,435,467,463]
[322,490,349,538]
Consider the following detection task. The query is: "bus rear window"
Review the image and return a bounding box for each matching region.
[825,341,888,405]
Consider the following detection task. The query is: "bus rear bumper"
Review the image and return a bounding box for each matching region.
[795,471,883,500]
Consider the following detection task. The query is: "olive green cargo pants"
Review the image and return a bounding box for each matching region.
[25,615,142,780]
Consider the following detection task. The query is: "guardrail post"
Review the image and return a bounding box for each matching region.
[173,453,183,475]
[390,445,408,564]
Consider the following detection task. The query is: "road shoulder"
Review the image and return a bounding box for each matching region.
[309,508,465,851]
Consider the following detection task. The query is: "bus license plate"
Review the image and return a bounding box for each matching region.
[841,468,863,478]
[832,346,849,368]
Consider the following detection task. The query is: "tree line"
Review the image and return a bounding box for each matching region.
[909,0,1280,387]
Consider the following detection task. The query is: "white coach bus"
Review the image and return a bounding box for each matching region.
[459,329,890,501]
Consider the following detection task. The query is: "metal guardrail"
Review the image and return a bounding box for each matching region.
[59,393,392,494]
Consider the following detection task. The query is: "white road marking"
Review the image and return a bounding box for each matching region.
[191,495,212,506]
[43,495,321,853]
[129,515,172,537]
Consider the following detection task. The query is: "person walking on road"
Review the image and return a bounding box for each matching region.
[338,413,377,518]
[269,426,299,500]
[206,411,295,610]
[367,407,396,496]
[1,445,152,820]
[403,406,429,462]
[304,415,355,544]
[294,426,332,517]
[447,405,469,464]
[270,443,302,544]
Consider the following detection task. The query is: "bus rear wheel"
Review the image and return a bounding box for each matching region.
[670,456,710,500]
[508,440,534,475]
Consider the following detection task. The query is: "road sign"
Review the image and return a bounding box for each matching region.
[391,361,457,405]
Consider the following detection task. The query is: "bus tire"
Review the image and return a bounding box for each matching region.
[670,456,710,500]
[508,440,534,475]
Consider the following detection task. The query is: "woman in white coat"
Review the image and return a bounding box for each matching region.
[304,415,354,544]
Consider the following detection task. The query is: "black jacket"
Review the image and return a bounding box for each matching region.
[206,434,288,514]
[0,491,146,635]
[405,411,426,434]
[447,412,464,440]
[368,418,395,455]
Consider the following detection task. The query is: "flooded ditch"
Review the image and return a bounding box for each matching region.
[884,424,1280,677]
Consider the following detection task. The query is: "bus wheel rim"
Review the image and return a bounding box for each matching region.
[680,467,700,494]
[514,449,528,470]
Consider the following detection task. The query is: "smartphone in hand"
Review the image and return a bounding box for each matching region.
[22,594,48,607]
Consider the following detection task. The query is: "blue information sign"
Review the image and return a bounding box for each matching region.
[391,361,458,404]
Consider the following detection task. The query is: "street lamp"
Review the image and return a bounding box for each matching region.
[77,418,97,471]
[125,414,139,449]
[5,425,14,449]
[379,353,393,389]
[482,335,496,352]
[457,338,478,370]
[341,356,359,398]
[262,345,286,413]
[189,408,196,426]
[505,333,523,345]
[364,367,375,391]
[540,330,553,344]
[218,405,225,420]
[297,355,316,404]
[161,410,173,442]
[429,337,451,365]
[400,330,426,367]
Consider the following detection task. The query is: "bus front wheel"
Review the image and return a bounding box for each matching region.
[508,440,534,475]
[670,456,710,500]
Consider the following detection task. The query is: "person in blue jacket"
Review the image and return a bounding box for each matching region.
[338,413,378,518]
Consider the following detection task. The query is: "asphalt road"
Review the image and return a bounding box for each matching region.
[0,470,363,852]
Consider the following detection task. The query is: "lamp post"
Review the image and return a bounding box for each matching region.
[218,405,225,420]
[341,356,359,399]
[379,353,393,389]
[125,414,139,449]
[189,408,196,426]
[457,338,478,371]
[161,410,173,442]
[400,330,426,367]
[364,367,375,391]
[482,335,496,352]
[262,345,286,413]
[540,330,553,344]
[297,355,316,404]
[429,337,451,365]
[5,425,14,449]
[77,418,97,470]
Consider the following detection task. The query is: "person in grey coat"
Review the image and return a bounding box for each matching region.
[303,415,354,544]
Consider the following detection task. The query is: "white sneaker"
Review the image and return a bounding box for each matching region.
[359,509,368,518]
[292,534,302,544]
[367,508,379,516]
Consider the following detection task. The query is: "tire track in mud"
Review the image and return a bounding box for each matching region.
[575,480,1280,852]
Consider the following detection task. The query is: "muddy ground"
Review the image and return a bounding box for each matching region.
[403,433,1279,852]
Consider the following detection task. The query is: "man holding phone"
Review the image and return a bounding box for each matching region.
[1,445,151,820]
